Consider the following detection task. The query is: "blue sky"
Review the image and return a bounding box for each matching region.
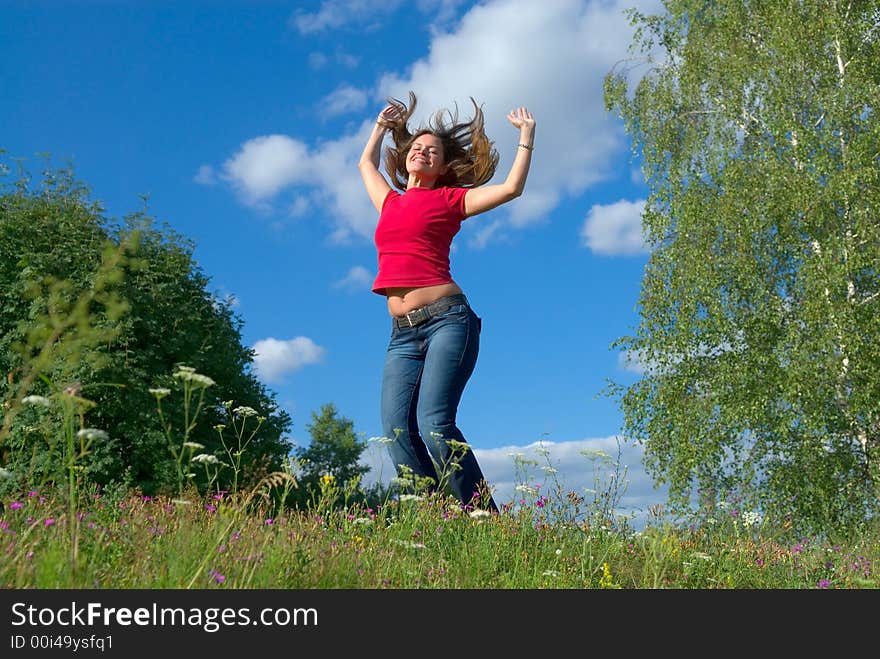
[2,0,669,526]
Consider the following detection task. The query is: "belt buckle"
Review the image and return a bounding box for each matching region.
[405,308,424,327]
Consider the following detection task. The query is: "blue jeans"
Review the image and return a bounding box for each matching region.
[380,297,497,511]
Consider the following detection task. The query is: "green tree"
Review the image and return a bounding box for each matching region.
[0,155,292,496]
[293,403,370,506]
[604,1,880,535]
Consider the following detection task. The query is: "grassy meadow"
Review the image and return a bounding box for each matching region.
[2,468,878,589]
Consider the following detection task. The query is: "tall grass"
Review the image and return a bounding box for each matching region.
[2,478,877,588]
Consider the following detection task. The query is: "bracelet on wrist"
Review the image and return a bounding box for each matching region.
[518,143,534,151]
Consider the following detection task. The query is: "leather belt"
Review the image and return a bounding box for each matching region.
[392,294,469,329]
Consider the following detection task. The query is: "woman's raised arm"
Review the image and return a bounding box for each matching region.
[463,106,535,217]
[358,105,398,212]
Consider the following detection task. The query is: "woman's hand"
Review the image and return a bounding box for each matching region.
[361,105,397,211]
[507,106,535,130]
[377,104,403,126]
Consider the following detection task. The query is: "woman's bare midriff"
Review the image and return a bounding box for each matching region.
[386,282,464,317]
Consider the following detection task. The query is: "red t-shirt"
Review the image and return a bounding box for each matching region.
[371,186,469,295]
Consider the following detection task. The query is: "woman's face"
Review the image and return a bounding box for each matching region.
[406,133,446,180]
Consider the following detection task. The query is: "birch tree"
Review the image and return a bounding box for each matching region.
[604,0,880,534]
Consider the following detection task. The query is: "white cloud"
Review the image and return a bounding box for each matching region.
[218,126,381,241]
[618,339,740,378]
[220,0,663,244]
[631,165,647,185]
[359,434,668,530]
[308,50,361,71]
[618,348,648,375]
[194,164,216,185]
[252,336,326,384]
[467,218,504,250]
[291,0,404,34]
[308,128,385,242]
[416,0,469,24]
[335,51,360,68]
[288,196,311,218]
[333,265,374,292]
[581,198,648,255]
[321,84,369,117]
[222,135,313,204]
[291,2,348,34]
[308,52,329,69]
[291,0,465,35]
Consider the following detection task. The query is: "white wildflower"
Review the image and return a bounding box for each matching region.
[192,453,220,464]
[353,517,373,525]
[182,442,205,450]
[233,406,259,418]
[0,467,13,480]
[741,511,763,527]
[393,539,426,549]
[173,367,215,388]
[368,436,394,444]
[515,484,538,495]
[190,374,215,388]
[21,395,51,407]
[148,388,171,399]
[542,570,561,577]
[445,439,470,452]
[468,510,492,520]
[76,428,108,442]
[398,494,423,503]
[541,466,558,474]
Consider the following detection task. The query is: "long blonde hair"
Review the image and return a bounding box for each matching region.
[378,91,500,190]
